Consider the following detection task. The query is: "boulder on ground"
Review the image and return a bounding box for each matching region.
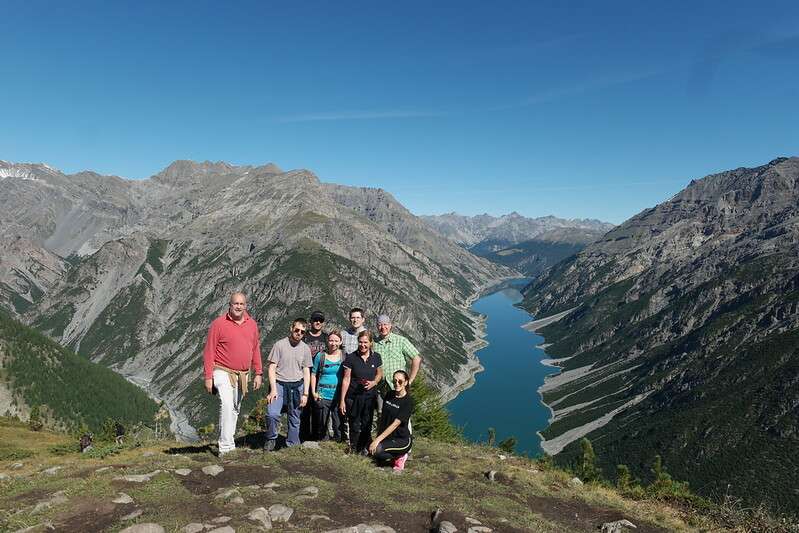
[112,493,134,504]
[600,519,637,533]
[268,504,293,523]
[202,465,224,476]
[438,521,458,533]
[119,524,165,533]
[247,507,272,529]
[114,470,161,483]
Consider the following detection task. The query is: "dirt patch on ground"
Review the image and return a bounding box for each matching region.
[11,488,50,505]
[177,464,281,494]
[71,467,96,479]
[302,483,436,533]
[526,494,670,532]
[276,457,339,480]
[53,499,133,533]
[315,508,432,533]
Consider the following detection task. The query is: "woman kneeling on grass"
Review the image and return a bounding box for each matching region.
[369,369,413,471]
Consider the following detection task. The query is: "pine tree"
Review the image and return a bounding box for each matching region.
[498,436,517,454]
[100,418,117,442]
[28,404,43,431]
[616,464,633,491]
[576,437,601,482]
[408,373,461,443]
[647,454,692,500]
[153,403,170,440]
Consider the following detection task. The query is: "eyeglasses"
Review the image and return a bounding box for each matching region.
[293,328,306,334]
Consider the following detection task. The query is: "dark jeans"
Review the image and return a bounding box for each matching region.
[346,393,376,452]
[265,381,303,446]
[314,397,344,441]
[373,436,412,462]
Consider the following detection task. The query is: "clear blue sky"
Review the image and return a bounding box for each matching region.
[3,1,798,223]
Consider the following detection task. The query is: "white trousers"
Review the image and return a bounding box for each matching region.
[213,368,240,453]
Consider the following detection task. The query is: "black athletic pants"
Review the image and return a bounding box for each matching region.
[373,436,412,462]
[346,393,376,452]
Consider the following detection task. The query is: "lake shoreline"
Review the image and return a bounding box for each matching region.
[448,281,553,455]
[439,276,522,404]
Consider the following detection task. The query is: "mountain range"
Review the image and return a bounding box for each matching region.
[521,157,799,512]
[422,212,613,276]
[0,159,513,436]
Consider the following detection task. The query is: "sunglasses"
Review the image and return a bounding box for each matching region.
[293,328,306,334]
[393,379,405,384]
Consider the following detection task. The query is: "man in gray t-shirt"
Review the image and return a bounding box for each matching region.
[264,318,313,450]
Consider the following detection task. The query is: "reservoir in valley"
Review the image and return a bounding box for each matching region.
[448,281,553,456]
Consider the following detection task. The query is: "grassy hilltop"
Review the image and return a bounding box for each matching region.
[2,418,796,533]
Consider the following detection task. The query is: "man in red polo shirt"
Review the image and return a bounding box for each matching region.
[203,292,263,455]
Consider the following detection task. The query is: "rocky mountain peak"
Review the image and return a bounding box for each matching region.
[254,162,284,174]
[422,211,614,248]
[0,161,61,181]
[153,160,242,185]
[677,156,799,205]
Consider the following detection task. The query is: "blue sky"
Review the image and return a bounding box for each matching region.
[2,1,798,223]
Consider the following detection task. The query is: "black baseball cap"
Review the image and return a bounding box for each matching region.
[310,311,325,322]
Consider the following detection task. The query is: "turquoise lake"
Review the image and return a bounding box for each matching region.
[448,282,555,456]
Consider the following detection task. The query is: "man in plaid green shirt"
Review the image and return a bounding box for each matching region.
[375,314,422,389]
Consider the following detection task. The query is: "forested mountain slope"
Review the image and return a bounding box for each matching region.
[522,157,799,512]
[0,309,158,431]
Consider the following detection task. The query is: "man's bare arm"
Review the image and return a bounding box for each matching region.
[409,355,422,384]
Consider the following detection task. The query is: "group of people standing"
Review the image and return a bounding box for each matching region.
[203,292,422,471]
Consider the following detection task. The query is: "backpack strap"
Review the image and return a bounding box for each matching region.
[315,351,327,385]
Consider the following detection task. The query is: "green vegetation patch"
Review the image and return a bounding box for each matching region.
[31,303,76,340]
[79,282,148,365]
[0,310,159,431]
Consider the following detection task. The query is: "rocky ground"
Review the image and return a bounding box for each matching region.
[0,419,710,533]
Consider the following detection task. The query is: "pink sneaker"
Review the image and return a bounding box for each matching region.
[393,453,409,471]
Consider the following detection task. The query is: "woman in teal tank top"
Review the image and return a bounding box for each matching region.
[311,330,345,441]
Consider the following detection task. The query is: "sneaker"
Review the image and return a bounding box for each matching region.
[263,439,276,452]
[393,453,409,471]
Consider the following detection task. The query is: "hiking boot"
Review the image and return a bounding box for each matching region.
[393,453,409,471]
[263,439,276,452]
